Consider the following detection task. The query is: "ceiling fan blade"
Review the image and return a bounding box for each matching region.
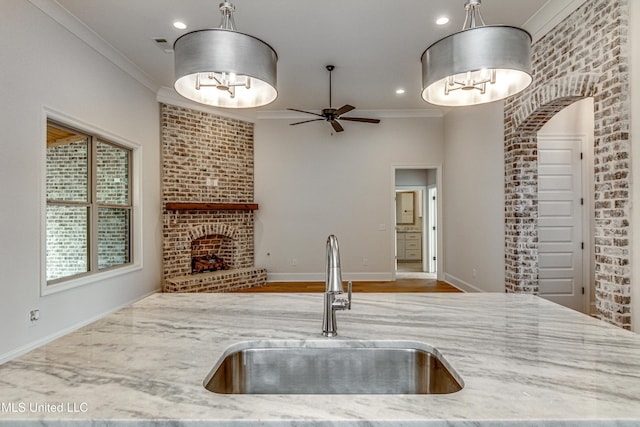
[333,104,355,116]
[287,108,325,118]
[290,118,324,126]
[340,117,381,124]
[330,120,344,132]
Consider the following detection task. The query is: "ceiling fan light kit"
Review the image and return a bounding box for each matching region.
[421,0,532,107]
[173,2,278,108]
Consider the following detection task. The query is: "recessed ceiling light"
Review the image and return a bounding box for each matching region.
[436,17,449,25]
[396,89,406,95]
[173,21,187,30]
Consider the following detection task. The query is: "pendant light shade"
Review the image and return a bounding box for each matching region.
[421,0,532,107]
[173,2,278,108]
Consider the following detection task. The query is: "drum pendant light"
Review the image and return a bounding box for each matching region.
[421,0,532,107]
[173,2,278,108]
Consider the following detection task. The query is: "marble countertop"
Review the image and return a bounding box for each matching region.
[1,293,640,426]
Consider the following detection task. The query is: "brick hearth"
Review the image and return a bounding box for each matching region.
[164,267,266,293]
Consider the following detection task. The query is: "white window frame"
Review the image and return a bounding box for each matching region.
[41,108,143,296]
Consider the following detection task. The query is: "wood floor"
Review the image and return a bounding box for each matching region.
[234,278,461,293]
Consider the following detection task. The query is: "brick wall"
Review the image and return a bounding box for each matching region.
[98,209,130,269]
[96,141,131,269]
[46,140,88,280]
[46,206,88,280]
[504,0,631,328]
[161,103,266,292]
[46,139,130,279]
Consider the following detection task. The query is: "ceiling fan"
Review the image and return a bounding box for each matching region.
[288,65,380,133]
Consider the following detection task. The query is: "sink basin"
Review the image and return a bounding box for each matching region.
[204,341,463,394]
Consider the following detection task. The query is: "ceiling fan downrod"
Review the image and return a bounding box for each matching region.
[327,65,335,110]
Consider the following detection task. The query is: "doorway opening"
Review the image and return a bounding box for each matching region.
[536,98,594,314]
[393,167,440,279]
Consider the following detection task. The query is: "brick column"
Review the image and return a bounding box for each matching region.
[504,134,538,293]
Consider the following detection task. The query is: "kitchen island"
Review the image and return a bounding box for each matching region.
[1,293,639,426]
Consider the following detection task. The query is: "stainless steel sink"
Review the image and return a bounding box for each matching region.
[204,341,463,394]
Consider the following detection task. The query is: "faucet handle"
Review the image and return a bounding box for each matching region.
[347,281,352,310]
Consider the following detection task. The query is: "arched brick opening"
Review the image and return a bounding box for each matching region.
[163,223,241,277]
[187,224,239,271]
[504,76,598,295]
[506,74,631,328]
[503,0,631,329]
[187,223,239,241]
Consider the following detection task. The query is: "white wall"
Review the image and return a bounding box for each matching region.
[442,102,505,292]
[0,1,162,361]
[396,169,430,187]
[631,0,640,333]
[254,116,443,282]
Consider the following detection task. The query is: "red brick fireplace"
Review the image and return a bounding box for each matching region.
[161,104,266,292]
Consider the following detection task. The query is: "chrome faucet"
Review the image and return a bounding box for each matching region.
[322,235,352,337]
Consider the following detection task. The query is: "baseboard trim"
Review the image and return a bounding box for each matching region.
[0,288,160,365]
[443,273,483,293]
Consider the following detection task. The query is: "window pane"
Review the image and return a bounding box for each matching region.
[97,141,129,205]
[46,205,89,281]
[46,126,88,202]
[45,119,135,287]
[98,207,130,269]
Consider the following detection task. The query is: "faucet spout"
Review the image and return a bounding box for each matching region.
[325,235,343,294]
[322,235,352,337]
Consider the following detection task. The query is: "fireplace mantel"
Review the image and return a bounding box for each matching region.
[166,202,259,211]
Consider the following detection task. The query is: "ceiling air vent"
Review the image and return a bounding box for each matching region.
[153,38,173,54]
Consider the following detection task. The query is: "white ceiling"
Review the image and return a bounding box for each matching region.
[48,0,571,113]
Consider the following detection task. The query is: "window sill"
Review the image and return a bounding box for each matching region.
[41,262,143,296]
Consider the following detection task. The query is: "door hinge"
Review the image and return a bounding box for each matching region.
[432,226,436,231]
[581,198,584,205]
[580,152,583,160]
[581,242,584,250]
[582,287,585,295]
[432,257,436,261]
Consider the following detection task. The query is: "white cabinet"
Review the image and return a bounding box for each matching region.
[397,232,422,261]
[397,233,405,260]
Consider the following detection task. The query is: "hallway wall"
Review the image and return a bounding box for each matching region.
[443,102,506,293]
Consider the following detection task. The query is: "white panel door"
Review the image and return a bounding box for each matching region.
[538,136,584,312]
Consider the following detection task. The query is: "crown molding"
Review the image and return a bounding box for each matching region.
[156,87,258,123]
[523,0,588,43]
[27,0,159,93]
